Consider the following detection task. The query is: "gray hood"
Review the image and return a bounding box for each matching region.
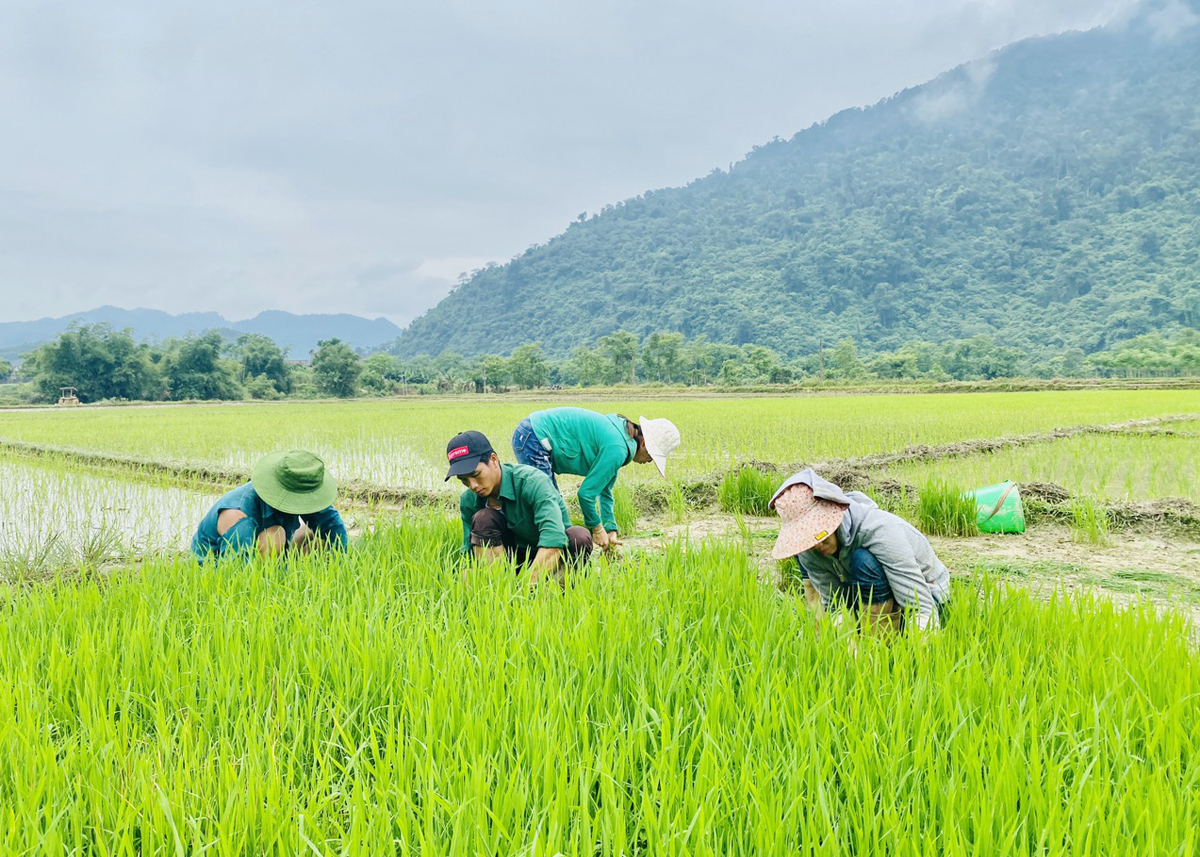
[770,468,877,517]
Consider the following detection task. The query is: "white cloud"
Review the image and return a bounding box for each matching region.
[0,0,1156,325]
[1146,0,1200,40]
[907,57,998,123]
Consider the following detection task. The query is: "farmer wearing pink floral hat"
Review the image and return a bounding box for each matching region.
[770,469,950,632]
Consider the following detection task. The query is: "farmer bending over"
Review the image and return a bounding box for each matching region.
[511,407,680,552]
[191,450,347,560]
[448,430,592,585]
[770,469,950,633]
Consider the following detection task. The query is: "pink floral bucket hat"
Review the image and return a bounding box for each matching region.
[770,483,848,559]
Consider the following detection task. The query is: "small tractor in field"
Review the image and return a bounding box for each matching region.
[57,386,80,406]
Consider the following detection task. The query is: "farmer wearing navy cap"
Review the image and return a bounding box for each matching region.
[191,450,348,559]
[447,430,592,584]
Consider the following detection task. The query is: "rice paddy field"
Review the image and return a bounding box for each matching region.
[880,421,1200,504]
[1,389,1199,854]
[0,389,1195,490]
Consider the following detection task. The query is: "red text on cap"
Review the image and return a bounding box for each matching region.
[447,445,470,462]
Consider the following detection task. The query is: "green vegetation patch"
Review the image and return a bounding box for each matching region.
[916,479,980,537]
[1,517,1197,854]
[717,465,777,516]
[1084,569,1200,603]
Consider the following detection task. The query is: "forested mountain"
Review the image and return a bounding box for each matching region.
[392,3,1200,360]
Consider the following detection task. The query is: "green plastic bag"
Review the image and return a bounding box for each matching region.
[970,481,1026,533]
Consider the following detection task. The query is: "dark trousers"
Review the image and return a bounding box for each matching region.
[795,547,893,605]
[470,506,592,566]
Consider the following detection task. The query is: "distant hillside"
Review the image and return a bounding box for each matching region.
[0,307,402,361]
[392,3,1200,360]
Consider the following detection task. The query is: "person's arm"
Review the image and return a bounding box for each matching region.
[215,509,288,558]
[598,474,619,533]
[798,558,835,611]
[529,491,569,585]
[527,547,564,585]
[584,474,622,550]
[860,526,940,630]
[300,507,348,549]
[219,516,260,556]
[458,492,476,555]
[577,446,625,532]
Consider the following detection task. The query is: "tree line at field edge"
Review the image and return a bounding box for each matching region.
[5,322,1197,404]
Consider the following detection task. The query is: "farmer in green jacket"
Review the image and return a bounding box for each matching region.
[191,450,347,560]
[511,407,681,552]
[447,430,593,585]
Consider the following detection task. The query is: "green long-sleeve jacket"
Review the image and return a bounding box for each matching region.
[528,407,637,532]
[459,464,572,553]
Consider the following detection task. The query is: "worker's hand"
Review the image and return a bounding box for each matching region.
[290,524,313,554]
[591,526,609,550]
[605,531,623,551]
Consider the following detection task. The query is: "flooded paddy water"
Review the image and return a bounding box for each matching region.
[0,456,222,580]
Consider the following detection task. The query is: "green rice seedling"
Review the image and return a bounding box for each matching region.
[1,389,1196,491]
[73,523,132,575]
[734,510,753,548]
[1070,495,1111,545]
[612,482,637,534]
[0,456,219,578]
[776,557,805,592]
[0,517,1198,854]
[916,479,979,536]
[665,479,687,524]
[0,530,68,583]
[718,465,776,516]
[865,484,918,522]
[882,431,1200,505]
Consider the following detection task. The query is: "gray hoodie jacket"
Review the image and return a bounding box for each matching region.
[771,469,950,630]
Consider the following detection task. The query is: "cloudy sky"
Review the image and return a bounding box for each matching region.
[0,0,1145,326]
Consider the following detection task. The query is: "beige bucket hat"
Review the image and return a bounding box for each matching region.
[638,416,681,477]
[770,482,848,559]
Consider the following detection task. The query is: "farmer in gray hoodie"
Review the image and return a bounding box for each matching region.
[769,469,950,632]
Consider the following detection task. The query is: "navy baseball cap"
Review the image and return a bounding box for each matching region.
[444,430,495,480]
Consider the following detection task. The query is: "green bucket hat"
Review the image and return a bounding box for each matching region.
[250,450,338,515]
